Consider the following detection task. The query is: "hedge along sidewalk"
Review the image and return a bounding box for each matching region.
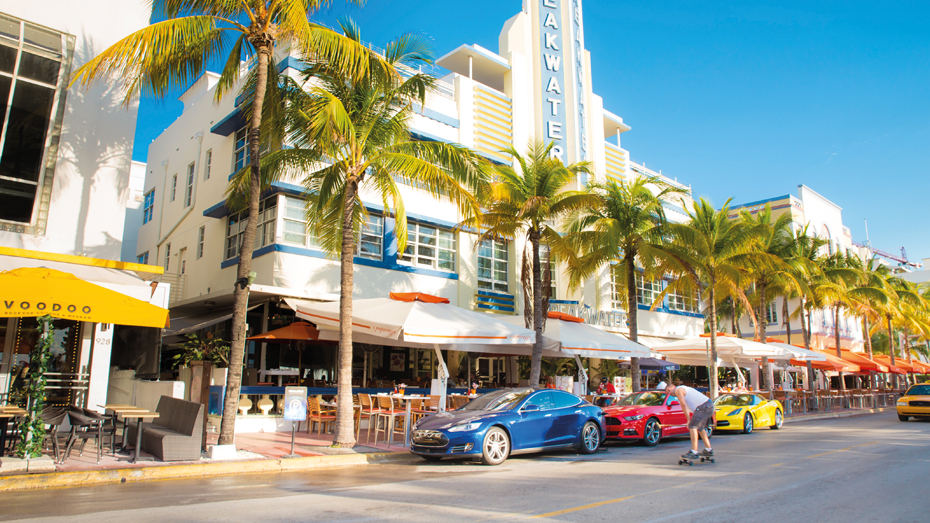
[0,451,412,492]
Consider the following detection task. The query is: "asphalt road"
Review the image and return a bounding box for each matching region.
[2,411,928,522]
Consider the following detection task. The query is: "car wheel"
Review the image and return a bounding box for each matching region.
[578,421,600,454]
[481,427,510,466]
[643,418,662,446]
[421,456,443,462]
[771,409,783,429]
[742,413,754,434]
[705,424,713,438]
[898,414,909,422]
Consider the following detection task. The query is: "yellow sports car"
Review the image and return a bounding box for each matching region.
[713,393,783,434]
[896,383,930,421]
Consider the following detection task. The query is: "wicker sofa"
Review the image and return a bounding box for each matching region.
[127,396,203,461]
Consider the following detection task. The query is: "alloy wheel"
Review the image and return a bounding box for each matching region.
[581,422,600,453]
[482,428,509,465]
[773,410,783,429]
[643,419,661,446]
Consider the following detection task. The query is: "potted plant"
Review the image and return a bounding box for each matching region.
[172,333,230,368]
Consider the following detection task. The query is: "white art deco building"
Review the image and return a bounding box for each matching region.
[137,0,704,387]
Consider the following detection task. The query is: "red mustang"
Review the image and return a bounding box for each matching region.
[602,391,716,446]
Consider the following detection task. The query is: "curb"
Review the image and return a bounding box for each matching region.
[784,407,895,424]
[0,451,412,492]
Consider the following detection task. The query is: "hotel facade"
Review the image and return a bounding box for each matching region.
[137,0,705,388]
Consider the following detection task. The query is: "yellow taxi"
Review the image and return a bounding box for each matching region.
[896,383,930,421]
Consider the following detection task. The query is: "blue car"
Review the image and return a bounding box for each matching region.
[410,388,606,465]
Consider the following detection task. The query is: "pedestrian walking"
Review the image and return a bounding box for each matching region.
[665,383,714,461]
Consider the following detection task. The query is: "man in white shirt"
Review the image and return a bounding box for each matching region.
[665,383,714,460]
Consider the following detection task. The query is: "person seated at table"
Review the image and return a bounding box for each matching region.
[734,381,749,393]
[595,377,616,406]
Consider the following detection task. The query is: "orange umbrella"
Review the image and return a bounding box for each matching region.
[909,360,930,374]
[247,321,320,342]
[818,348,889,373]
[871,354,914,374]
[793,351,860,373]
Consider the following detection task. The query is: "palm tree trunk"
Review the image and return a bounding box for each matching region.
[528,231,544,387]
[708,285,719,399]
[333,177,359,447]
[863,317,874,389]
[730,298,736,335]
[783,297,791,346]
[625,252,641,392]
[802,301,817,402]
[834,305,845,391]
[219,43,270,446]
[759,282,769,391]
[887,315,897,390]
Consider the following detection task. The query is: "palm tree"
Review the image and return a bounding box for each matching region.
[244,24,490,446]
[464,140,592,387]
[811,252,861,390]
[881,276,926,388]
[662,198,765,399]
[738,205,804,390]
[70,0,372,447]
[844,255,893,388]
[560,175,685,392]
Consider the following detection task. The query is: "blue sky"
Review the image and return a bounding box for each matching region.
[132,0,930,262]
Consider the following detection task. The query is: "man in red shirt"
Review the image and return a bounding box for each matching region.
[595,377,616,406]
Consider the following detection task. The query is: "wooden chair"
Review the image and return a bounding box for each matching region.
[451,396,469,410]
[306,397,336,435]
[427,395,442,412]
[358,394,382,444]
[373,395,405,447]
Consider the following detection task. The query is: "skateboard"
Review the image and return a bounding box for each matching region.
[678,455,715,466]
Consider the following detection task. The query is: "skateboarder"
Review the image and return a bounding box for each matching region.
[665,383,714,462]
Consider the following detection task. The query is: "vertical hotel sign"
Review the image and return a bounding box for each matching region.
[569,0,589,180]
[540,0,567,162]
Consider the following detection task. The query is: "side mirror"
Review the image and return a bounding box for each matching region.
[522,404,540,412]
[668,400,680,407]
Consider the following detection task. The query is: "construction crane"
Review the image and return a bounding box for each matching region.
[853,242,922,269]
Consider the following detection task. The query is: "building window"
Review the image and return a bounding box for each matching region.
[137,252,148,265]
[668,285,700,314]
[225,196,276,260]
[142,189,155,224]
[204,149,212,180]
[765,301,777,324]
[477,239,508,292]
[170,174,177,201]
[610,267,624,311]
[234,126,249,172]
[635,273,661,307]
[196,226,205,259]
[282,196,318,248]
[400,222,455,271]
[0,14,73,225]
[184,162,194,207]
[165,243,170,271]
[357,214,383,261]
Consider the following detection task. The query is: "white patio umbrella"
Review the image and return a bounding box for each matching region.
[766,342,828,362]
[286,293,539,410]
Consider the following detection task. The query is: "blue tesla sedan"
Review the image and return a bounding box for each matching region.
[410,388,605,465]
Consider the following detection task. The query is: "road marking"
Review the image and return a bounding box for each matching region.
[530,481,704,518]
[806,441,877,459]
[531,496,637,518]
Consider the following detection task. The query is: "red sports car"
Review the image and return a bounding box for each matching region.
[602,391,716,446]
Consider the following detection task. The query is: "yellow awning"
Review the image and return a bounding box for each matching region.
[0,267,169,328]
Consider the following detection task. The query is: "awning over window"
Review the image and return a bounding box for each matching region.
[165,304,262,337]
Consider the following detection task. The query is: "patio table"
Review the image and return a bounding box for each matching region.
[99,404,149,449]
[120,410,159,463]
[0,406,26,457]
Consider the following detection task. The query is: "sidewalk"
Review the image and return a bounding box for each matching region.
[0,427,412,492]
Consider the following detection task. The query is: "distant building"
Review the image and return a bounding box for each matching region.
[729,185,869,351]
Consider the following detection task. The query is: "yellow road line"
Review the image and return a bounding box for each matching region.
[530,481,705,519]
[531,496,636,518]
[806,441,878,459]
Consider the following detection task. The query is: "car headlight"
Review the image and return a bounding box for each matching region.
[623,414,644,421]
[447,422,481,432]
[896,400,907,406]
[729,408,743,416]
